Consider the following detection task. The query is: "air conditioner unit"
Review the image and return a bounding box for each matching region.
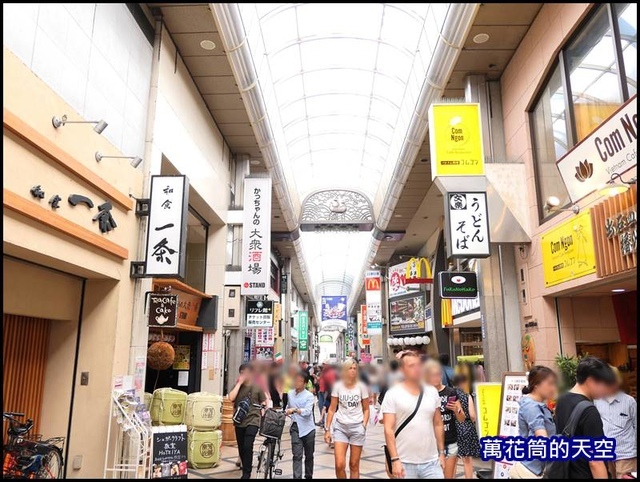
[222,286,241,328]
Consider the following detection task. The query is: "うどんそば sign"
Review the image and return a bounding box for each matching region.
[445,192,490,258]
[241,177,272,296]
[557,96,637,203]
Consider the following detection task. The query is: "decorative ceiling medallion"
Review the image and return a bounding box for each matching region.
[300,189,374,232]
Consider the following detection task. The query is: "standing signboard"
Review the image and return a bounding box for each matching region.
[364,270,383,334]
[148,293,178,327]
[445,192,490,258]
[145,176,189,278]
[556,97,637,203]
[474,382,502,439]
[241,177,272,295]
[298,311,309,351]
[151,426,188,478]
[492,373,528,479]
[246,300,273,328]
[428,103,485,179]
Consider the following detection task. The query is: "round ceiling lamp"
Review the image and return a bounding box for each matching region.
[472,33,490,44]
[199,40,217,51]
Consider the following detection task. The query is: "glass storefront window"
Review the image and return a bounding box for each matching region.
[531,64,571,215]
[615,3,638,96]
[565,6,622,141]
[184,209,208,292]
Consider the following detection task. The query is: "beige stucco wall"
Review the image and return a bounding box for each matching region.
[500,3,631,368]
[3,47,144,477]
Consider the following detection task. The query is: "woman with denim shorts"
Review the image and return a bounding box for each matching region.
[324,358,370,479]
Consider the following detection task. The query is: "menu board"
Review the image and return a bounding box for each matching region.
[151,426,188,479]
[493,372,528,479]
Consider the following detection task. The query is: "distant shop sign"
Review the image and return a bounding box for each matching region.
[557,96,637,203]
[439,272,478,299]
[246,300,273,328]
[429,103,485,178]
[541,211,597,287]
[388,262,420,298]
[241,177,272,295]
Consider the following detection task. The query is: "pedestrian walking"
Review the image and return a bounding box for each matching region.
[439,353,455,387]
[381,351,445,479]
[424,359,466,479]
[594,368,637,478]
[452,374,481,479]
[286,371,317,479]
[549,356,617,479]
[229,363,266,479]
[324,358,370,479]
[509,366,557,479]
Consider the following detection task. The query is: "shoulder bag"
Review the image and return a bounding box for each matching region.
[383,388,424,476]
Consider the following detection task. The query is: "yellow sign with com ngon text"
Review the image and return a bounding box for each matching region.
[541,210,597,287]
[428,103,485,178]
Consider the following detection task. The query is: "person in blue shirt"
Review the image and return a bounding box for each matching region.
[286,371,316,479]
[439,353,455,387]
[510,366,558,479]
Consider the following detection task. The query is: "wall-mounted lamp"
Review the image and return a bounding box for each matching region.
[544,196,580,215]
[52,114,108,134]
[95,151,143,168]
[598,172,637,197]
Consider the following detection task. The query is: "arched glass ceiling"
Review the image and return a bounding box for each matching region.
[238,3,451,303]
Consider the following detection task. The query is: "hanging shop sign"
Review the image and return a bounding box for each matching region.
[241,177,272,295]
[428,103,485,179]
[297,311,309,351]
[439,272,478,299]
[145,176,189,278]
[359,305,370,346]
[389,292,426,335]
[364,270,383,334]
[255,328,274,347]
[541,210,597,287]
[591,185,637,278]
[273,302,282,323]
[148,293,178,328]
[246,300,273,328]
[388,262,420,298]
[445,192,490,258]
[151,426,188,479]
[557,96,637,203]
[320,296,348,330]
[405,257,433,283]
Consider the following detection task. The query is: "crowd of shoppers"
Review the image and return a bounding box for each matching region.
[229,352,636,479]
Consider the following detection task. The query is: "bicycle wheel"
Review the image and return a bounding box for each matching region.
[37,448,63,479]
[256,444,267,479]
[265,442,275,480]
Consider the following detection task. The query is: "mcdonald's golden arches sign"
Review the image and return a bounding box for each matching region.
[405,257,433,283]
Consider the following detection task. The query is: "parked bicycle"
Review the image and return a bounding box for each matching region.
[254,405,286,479]
[2,412,65,479]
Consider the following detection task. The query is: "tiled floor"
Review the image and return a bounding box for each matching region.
[189,408,491,479]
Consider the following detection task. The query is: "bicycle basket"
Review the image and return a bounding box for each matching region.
[259,409,285,439]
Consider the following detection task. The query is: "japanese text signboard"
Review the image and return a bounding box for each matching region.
[148,293,178,328]
[255,328,274,347]
[445,192,490,258]
[428,103,485,179]
[246,300,273,328]
[540,210,597,287]
[364,270,382,334]
[298,311,309,351]
[359,305,370,346]
[557,97,637,203]
[241,177,272,295]
[145,176,189,278]
[151,426,188,478]
[474,383,501,439]
[388,262,420,298]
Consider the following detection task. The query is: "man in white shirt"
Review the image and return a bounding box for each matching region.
[381,351,445,479]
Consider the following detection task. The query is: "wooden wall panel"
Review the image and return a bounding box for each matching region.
[2,314,51,439]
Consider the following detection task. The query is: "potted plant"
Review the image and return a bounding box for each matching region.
[555,353,583,393]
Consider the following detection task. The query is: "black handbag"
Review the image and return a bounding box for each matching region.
[383,388,424,475]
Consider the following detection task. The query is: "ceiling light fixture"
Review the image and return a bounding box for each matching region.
[199,40,216,51]
[473,33,490,44]
[394,214,402,218]
[611,288,626,293]
[52,114,108,134]
[383,235,395,241]
[598,172,636,197]
[250,159,261,165]
[95,151,143,168]
[544,196,580,215]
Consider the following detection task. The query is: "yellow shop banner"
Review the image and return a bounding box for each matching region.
[541,210,597,287]
[428,103,485,178]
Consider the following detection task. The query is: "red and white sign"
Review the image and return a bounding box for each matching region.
[359,305,369,345]
[241,177,272,295]
[388,262,420,299]
[255,328,274,347]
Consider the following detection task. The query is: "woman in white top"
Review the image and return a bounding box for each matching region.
[324,358,370,479]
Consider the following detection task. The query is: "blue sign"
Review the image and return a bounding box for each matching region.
[321,296,348,327]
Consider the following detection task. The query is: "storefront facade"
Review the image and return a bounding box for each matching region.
[501,3,637,392]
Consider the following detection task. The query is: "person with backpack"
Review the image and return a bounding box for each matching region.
[229,363,266,479]
[509,366,558,479]
[324,358,370,479]
[546,356,617,479]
